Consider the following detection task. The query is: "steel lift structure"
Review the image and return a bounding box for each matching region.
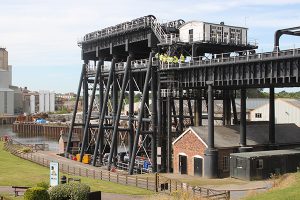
[65,15,300,178]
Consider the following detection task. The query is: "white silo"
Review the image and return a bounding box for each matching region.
[50,91,55,112]
[30,95,35,114]
[39,90,45,113]
[45,91,50,112]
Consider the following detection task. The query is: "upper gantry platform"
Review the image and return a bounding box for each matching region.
[79,15,257,61]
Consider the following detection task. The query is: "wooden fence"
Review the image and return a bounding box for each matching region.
[3,140,230,200]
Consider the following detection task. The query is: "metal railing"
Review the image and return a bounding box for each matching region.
[79,15,155,44]
[3,141,231,199]
[159,46,300,70]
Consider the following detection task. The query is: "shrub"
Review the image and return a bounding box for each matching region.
[21,147,32,153]
[37,181,50,190]
[49,182,90,200]
[24,187,50,200]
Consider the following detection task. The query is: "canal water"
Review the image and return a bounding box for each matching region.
[0,124,59,151]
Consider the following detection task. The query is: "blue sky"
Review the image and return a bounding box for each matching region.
[1,0,300,93]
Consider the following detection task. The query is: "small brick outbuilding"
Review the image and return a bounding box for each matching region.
[173,124,300,178]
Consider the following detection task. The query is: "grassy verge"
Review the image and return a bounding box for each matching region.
[244,172,300,200]
[138,173,246,187]
[0,141,153,197]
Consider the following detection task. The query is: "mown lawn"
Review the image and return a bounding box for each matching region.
[0,141,153,196]
[244,172,300,200]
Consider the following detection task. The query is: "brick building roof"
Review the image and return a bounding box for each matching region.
[175,123,300,148]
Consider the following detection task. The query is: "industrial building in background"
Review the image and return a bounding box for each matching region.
[0,48,14,115]
[62,15,300,179]
[39,90,55,113]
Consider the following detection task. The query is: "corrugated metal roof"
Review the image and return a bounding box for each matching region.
[231,149,300,158]
[190,123,300,148]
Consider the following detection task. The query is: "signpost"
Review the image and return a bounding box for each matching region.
[50,162,59,186]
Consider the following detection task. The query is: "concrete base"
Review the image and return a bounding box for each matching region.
[239,146,253,153]
[204,148,218,178]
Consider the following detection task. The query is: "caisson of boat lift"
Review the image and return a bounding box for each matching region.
[65,15,300,178]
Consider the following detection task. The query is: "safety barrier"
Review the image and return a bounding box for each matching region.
[3,141,230,199]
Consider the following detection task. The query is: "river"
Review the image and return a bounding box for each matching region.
[0,124,59,151]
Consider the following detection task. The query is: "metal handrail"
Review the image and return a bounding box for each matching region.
[161,46,300,69]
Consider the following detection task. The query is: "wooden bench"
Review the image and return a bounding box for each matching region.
[11,186,31,197]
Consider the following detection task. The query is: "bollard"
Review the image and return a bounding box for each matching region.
[60,175,67,184]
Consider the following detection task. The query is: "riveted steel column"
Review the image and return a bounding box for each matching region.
[178,89,184,132]
[128,59,134,162]
[98,59,104,164]
[108,55,132,170]
[194,90,202,126]
[204,83,218,178]
[92,58,115,166]
[151,60,158,173]
[65,63,85,157]
[207,84,214,149]
[223,90,231,125]
[188,99,194,125]
[231,91,238,125]
[157,71,162,172]
[269,87,275,144]
[82,60,89,154]
[167,96,172,173]
[79,59,102,162]
[240,88,247,146]
[112,59,118,166]
[129,52,153,175]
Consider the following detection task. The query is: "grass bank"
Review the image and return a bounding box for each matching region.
[244,172,300,200]
[0,141,153,196]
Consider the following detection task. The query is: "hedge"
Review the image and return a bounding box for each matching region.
[24,187,50,200]
[49,182,90,200]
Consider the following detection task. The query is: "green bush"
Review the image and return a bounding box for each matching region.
[24,187,50,200]
[37,181,50,190]
[49,182,90,200]
[21,147,32,153]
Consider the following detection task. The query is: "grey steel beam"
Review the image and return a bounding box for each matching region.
[167,96,172,173]
[65,63,85,157]
[269,87,275,144]
[240,88,247,146]
[129,52,154,175]
[157,70,162,172]
[98,58,104,164]
[79,59,102,162]
[178,89,184,132]
[128,58,134,162]
[204,83,218,178]
[187,99,194,125]
[82,60,89,154]
[151,61,158,173]
[231,91,238,125]
[92,58,116,166]
[112,58,118,166]
[108,55,132,170]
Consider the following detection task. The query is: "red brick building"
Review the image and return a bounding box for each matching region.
[173,123,300,178]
